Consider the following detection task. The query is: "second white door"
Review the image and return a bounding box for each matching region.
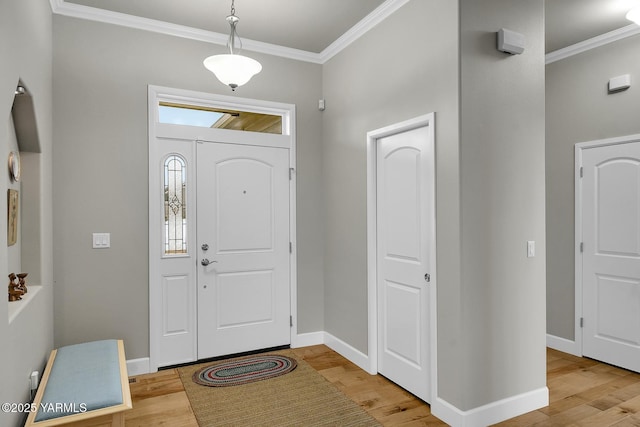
[581,140,640,373]
[376,123,434,403]
[197,141,291,359]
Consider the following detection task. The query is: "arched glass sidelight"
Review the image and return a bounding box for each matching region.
[163,154,187,255]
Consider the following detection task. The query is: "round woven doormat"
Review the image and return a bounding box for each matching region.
[192,354,298,387]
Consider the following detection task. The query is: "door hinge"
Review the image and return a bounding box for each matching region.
[580,166,583,178]
[580,317,584,328]
[580,242,584,253]
[289,242,292,253]
[289,167,294,180]
[290,315,293,327]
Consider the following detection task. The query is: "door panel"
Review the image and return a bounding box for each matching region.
[162,275,192,334]
[217,270,275,328]
[582,141,640,372]
[384,280,421,367]
[595,275,640,345]
[384,147,422,261]
[217,159,274,252]
[377,125,433,402]
[197,142,290,359]
[152,139,198,368]
[596,160,640,256]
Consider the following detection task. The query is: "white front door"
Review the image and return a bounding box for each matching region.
[581,140,640,372]
[376,123,434,402]
[196,141,291,359]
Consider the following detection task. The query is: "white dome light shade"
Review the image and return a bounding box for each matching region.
[203,54,262,90]
[627,7,640,24]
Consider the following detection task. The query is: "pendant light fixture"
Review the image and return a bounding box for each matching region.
[203,0,262,91]
[627,7,640,25]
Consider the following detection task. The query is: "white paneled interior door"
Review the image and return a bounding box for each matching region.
[376,122,434,403]
[581,140,640,373]
[196,141,291,359]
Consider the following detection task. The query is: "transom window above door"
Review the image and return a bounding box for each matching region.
[158,102,282,135]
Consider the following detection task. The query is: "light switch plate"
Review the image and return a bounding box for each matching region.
[93,233,111,249]
[527,240,535,258]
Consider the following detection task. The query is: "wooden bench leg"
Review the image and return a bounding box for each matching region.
[111,412,125,427]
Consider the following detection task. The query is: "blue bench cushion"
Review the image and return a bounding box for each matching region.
[35,340,124,422]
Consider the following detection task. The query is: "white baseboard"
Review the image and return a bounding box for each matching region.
[547,334,581,356]
[323,332,371,374]
[432,386,549,427]
[292,331,325,348]
[127,357,150,376]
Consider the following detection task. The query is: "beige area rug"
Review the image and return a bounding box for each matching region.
[177,350,381,427]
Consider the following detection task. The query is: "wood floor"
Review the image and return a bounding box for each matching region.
[114,345,640,426]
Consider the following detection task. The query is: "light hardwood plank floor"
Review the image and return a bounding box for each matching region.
[116,346,640,427]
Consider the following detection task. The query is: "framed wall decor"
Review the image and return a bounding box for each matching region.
[8,151,21,182]
[8,189,18,246]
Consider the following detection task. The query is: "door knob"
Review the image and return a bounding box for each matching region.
[201,258,217,266]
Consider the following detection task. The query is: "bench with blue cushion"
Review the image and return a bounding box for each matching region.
[25,339,132,427]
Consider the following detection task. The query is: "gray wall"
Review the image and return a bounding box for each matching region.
[546,35,640,341]
[0,1,54,426]
[322,0,460,362]
[6,0,548,421]
[322,0,546,412]
[53,16,325,359]
[458,0,546,410]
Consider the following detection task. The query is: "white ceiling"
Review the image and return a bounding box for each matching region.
[58,0,640,56]
[64,0,387,54]
[546,0,640,51]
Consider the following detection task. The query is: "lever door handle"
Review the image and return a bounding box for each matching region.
[201,258,217,266]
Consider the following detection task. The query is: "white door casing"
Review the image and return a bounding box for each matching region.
[149,86,297,371]
[367,114,436,403]
[196,141,291,359]
[577,138,640,373]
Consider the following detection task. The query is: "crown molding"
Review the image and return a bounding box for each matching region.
[546,23,640,64]
[319,0,412,63]
[49,0,410,65]
[49,0,322,63]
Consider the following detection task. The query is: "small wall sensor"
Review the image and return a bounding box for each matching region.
[318,99,326,111]
[608,74,631,93]
[30,371,39,391]
[497,28,525,55]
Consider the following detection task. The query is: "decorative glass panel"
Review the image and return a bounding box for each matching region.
[164,155,187,255]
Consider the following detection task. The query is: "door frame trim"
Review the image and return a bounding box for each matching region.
[574,133,640,358]
[366,113,437,401]
[148,85,297,371]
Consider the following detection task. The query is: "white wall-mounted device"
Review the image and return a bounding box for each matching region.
[527,241,535,258]
[318,99,326,111]
[30,370,39,391]
[92,232,111,248]
[608,74,631,93]
[497,28,525,55]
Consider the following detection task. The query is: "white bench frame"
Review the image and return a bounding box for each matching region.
[25,340,132,427]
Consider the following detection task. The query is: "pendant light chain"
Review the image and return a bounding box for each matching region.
[227,0,240,54]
